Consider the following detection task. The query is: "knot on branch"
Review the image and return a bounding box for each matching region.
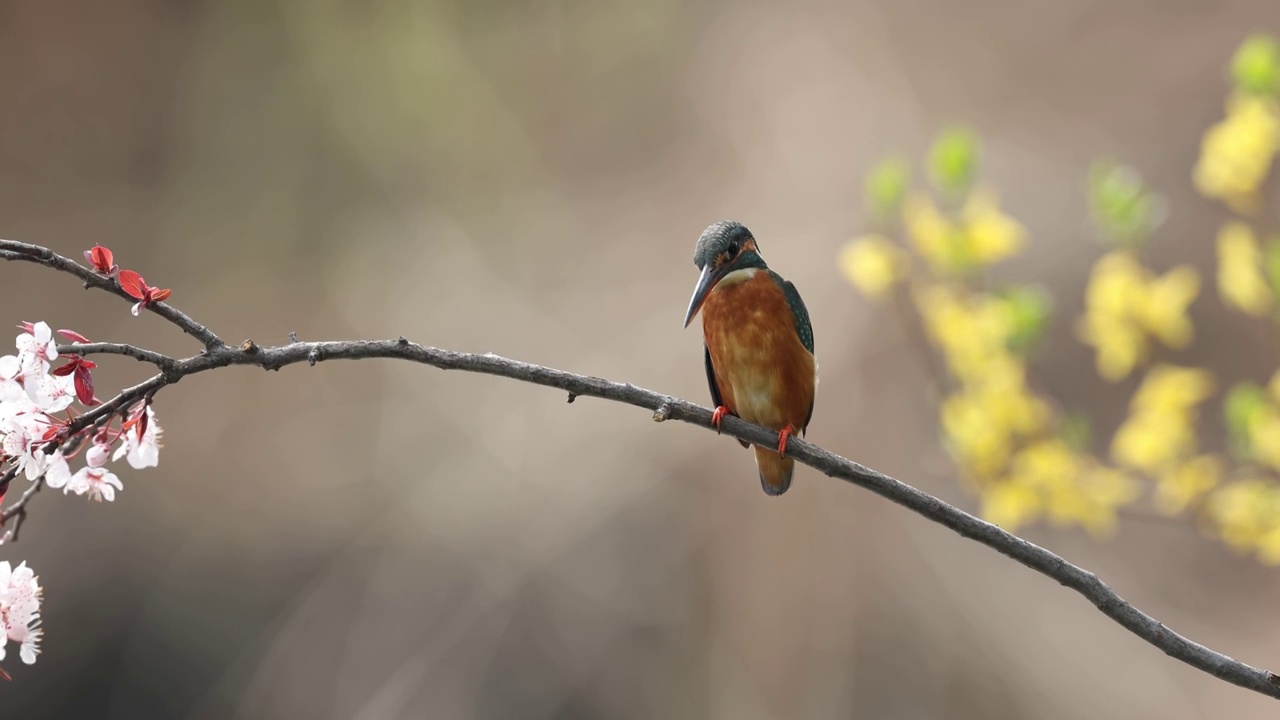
[652,401,673,422]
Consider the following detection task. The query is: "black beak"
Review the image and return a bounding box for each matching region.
[683,264,721,328]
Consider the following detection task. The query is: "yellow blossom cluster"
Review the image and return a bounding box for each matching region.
[838,130,1151,536]
[916,284,1139,535]
[1215,221,1274,317]
[1110,365,1220,515]
[1205,479,1280,564]
[839,187,1025,298]
[902,188,1027,277]
[838,45,1280,563]
[1193,94,1280,215]
[981,440,1139,537]
[922,287,1050,475]
[837,235,909,300]
[1076,251,1200,381]
[1207,370,1280,563]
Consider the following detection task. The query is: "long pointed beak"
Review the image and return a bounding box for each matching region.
[683,264,720,328]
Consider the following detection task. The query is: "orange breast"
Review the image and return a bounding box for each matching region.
[700,270,816,432]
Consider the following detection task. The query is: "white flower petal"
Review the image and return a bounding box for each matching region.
[0,355,18,379]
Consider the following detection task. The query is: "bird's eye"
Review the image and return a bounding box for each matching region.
[728,241,740,256]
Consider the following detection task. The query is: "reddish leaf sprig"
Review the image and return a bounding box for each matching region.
[117,270,172,316]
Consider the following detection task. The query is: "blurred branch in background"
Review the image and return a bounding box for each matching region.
[3,238,1280,701]
[839,32,1280,565]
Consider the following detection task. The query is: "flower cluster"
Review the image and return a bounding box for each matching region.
[839,33,1280,565]
[840,129,1140,536]
[0,322,161,505]
[1110,365,1220,515]
[1076,249,1199,382]
[1193,45,1279,215]
[0,561,41,673]
[0,241,171,676]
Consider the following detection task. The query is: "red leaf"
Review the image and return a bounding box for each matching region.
[136,406,149,440]
[117,270,147,300]
[85,244,115,274]
[50,361,78,377]
[150,288,172,303]
[58,329,92,344]
[74,367,94,406]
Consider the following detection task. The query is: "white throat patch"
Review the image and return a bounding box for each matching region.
[716,267,758,288]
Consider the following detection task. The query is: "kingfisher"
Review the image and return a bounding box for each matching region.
[682,220,816,496]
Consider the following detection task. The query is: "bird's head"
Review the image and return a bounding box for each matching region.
[683,220,767,327]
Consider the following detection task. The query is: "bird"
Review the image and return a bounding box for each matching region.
[682,220,816,496]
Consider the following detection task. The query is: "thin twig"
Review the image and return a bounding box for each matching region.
[0,240,222,349]
[1,240,1279,700]
[57,342,178,372]
[0,479,42,539]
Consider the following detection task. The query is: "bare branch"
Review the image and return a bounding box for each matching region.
[2,239,1279,700]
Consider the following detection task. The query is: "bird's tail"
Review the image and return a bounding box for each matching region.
[754,446,794,496]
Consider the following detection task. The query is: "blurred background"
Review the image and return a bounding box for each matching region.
[3,1,1280,717]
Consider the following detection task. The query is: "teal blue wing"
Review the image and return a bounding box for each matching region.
[771,273,813,354]
[770,271,815,433]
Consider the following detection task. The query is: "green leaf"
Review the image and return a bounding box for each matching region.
[1225,381,1267,459]
[1087,158,1166,247]
[1231,34,1280,97]
[928,127,980,197]
[865,156,911,222]
[1059,412,1092,452]
[1001,284,1054,355]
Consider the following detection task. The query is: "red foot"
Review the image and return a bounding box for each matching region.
[777,425,797,458]
[711,405,730,433]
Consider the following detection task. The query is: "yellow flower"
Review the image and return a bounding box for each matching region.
[1247,405,1280,472]
[1257,527,1280,566]
[838,235,910,299]
[1154,454,1222,514]
[1077,251,1153,381]
[1009,439,1078,491]
[904,193,961,274]
[915,284,1016,383]
[1083,251,1148,318]
[941,390,1013,479]
[999,441,1137,537]
[1205,478,1280,555]
[1111,409,1193,474]
[961,186,1027,265]
[1135,265,1199,349]
[940,358,1051,480]
[1193,93,1280,213]
[1216,221,1273,316]
[1111,365,1213,473]
[1130,365,1215,414]
[1076,310,1145,381]
[902,188,1027,275]
[981,480,1042,531]
[1050,463,1141,537]
[976,354,1050,435]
